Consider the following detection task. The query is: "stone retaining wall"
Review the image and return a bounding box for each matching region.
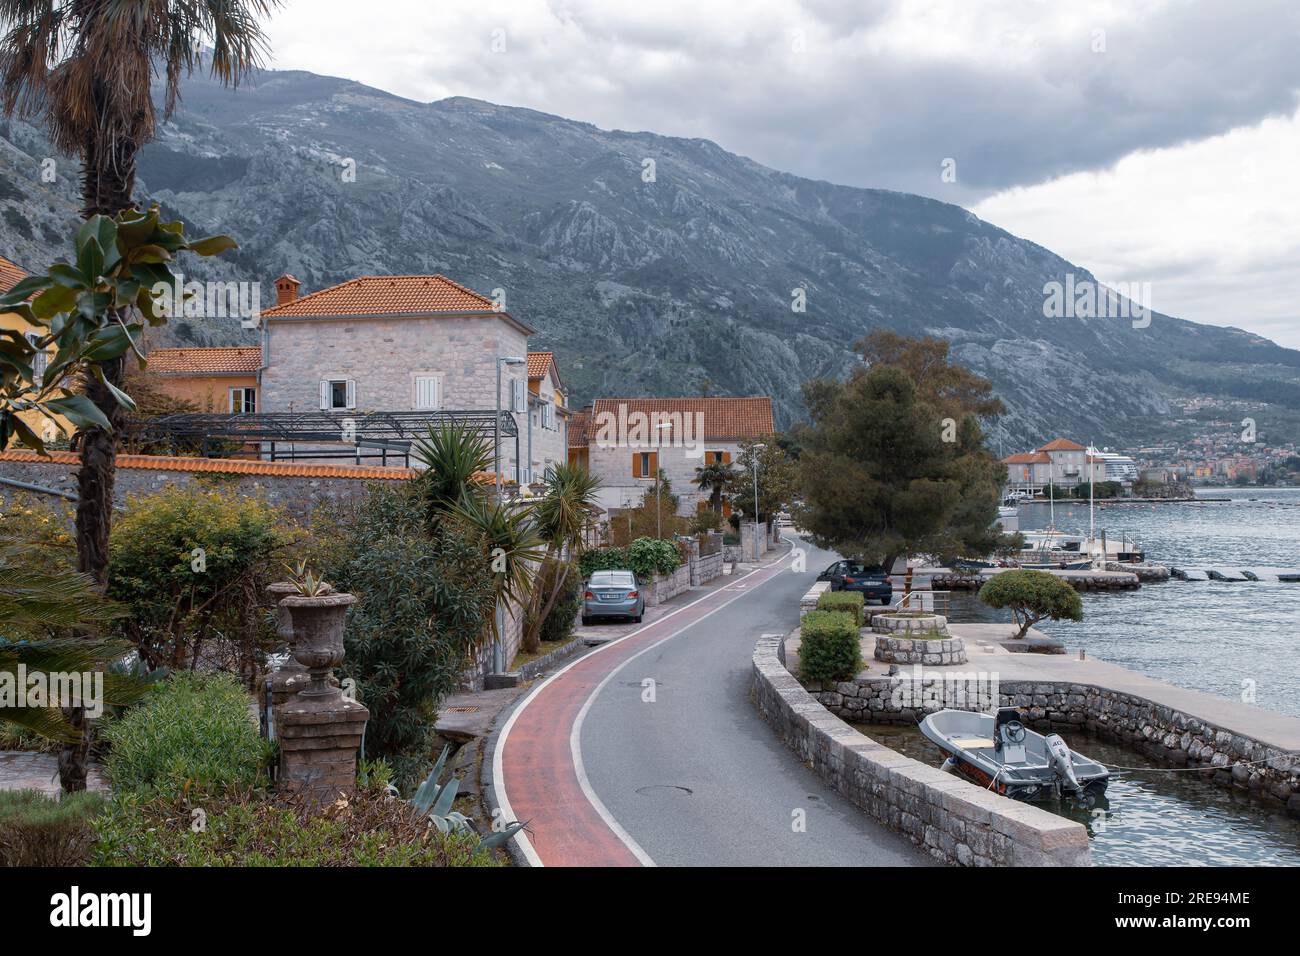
[751,633,1091,866]
[645,565,691,606]
[691,551,723,586]
[809,673,1300,816]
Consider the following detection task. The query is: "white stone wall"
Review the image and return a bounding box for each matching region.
[588,439,746,514]
[261,313,531,478]
[523,366,567,482]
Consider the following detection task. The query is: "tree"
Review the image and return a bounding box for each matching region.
[724,436,797,523]
[521,463,601,653]
[0,207,234,791]
[855,330,1004,419]
[693,460,735,515]
[977,569,1083,639]
[795,340,1008,571]
[1,1,277,791]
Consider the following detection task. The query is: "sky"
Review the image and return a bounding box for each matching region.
[261,0,1300,348]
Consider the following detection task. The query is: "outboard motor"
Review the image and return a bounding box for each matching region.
[1045,733,1081,791]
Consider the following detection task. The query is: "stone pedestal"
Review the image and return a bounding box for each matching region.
[277,693,369,804]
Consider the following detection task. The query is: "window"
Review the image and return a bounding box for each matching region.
[632,451,658,478]
[414,375,440,410]
[510,378,526,414]
[319,379,355,410]
[25,332,49,384]
[230,387,257,414]
[541,401,555,430]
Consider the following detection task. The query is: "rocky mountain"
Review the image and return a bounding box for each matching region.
[2,65,1298,448]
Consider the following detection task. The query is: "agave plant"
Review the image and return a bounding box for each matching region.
[409,744,525,856]
[282,559,333,597]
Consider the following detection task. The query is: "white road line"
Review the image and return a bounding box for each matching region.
[494,553,792,866]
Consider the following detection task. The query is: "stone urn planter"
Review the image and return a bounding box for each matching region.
[280,592,357,699]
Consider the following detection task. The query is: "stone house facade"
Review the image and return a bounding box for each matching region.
[581,397,774,515]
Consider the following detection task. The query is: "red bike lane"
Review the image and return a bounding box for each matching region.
[493,553,793,866]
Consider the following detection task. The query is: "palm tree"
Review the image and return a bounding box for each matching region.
[694,460,735,515]
[0,543,142,742]
[0,0,282,790]
[522,464,601,652]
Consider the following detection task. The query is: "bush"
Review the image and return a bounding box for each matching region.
[327,485,495,791]
[0,790,105,866]
[91,787,501,867]
[537,560,582,644]
[798,610,862,683]
[579,537,682,581]
[103,672,273,795]
[107,486,295,679]
[817,590,865,626]
[977,569,1084,639]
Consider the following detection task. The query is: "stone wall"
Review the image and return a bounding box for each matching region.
[691,551,723,586]
[644,564,691,606]
[809,673,1300,817]
[752,633,1091,866]
[0,450,408,521]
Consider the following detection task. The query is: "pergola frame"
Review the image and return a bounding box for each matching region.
[140,410,520,468]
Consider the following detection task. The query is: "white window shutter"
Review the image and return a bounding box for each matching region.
[346,380,356,409]
[319,381,329,410]
[433,377,441,410]
[511,378,525,413]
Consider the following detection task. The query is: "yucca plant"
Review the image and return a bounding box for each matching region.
[411,421,494,524]
[522,463,602,652]
[410,744,524,857]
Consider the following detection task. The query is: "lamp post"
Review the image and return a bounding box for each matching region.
[492,355,526,674]
[495,356,527,504]
[654,421,672,539]
[750,442,766,561]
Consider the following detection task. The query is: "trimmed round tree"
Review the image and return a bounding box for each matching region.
[977,570,1083,639]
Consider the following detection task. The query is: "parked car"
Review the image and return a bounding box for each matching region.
[581,570,645,625]
[817,561,893,605]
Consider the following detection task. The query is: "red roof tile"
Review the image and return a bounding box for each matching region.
[1003,452,1050,464]
[0,254,27,295]
[0,449,413,480]
[568,409,590,448]
[261,274,499,318]
[1036,438,1086,452]
[149,347,261,376]
[589,397,774,441]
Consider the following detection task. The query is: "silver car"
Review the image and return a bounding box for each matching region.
[581,570,645,625]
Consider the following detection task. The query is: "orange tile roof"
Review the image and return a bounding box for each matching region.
[0,449,413,480]
[0,254,27,295]
[1036,438,1085,452]
[1003,452,1050,464]
[149,347,261,376]
[527,351,553,380]
[589,397,774,441]
[261,274,500,319]
[568,409,590,448]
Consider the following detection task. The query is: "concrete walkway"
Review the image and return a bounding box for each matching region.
[0,751,108,795]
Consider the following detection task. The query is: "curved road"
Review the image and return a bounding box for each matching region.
[495,536,928,866]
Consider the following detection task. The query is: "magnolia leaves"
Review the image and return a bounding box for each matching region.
[0,204,236,454]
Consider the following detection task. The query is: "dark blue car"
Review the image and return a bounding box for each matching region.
[817,561,893,605]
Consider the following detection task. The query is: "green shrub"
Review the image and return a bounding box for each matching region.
[91,787,500,867]
[107,485,295,678]
[977,569,1084,639]
[817,590,865,626]
[327,485,495,792]
[579,537,682,581]
[0,790,105,866]
[538,560,582,644]
[798,610,862,683]
[103,672,273,795]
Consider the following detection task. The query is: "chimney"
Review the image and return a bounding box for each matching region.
[274,274,301,307]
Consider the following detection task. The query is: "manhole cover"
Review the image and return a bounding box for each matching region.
[635,785,694,796]
[443,706,480,714]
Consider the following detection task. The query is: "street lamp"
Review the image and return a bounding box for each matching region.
[654,421,672,539]
[492,355,526,675]
[495,356,527,503]
[750,442,766,561]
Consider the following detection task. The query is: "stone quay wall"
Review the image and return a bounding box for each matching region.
[751,633,1091,866]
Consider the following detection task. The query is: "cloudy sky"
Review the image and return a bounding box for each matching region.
[263,0,1300,347]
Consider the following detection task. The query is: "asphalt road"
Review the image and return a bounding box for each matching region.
[574,535,928,866]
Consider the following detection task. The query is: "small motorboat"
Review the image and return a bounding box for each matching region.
[920,708,1109,803]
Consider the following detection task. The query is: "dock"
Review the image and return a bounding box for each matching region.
[926,566,1141,591]
[1172,566,1300,582]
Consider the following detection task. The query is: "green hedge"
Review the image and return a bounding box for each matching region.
[103,672,273,796]
[798,610,863,684]
[579,537,682,581]
[92,787,501,867]
[0,790,105,866]
[817,590,865,626]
